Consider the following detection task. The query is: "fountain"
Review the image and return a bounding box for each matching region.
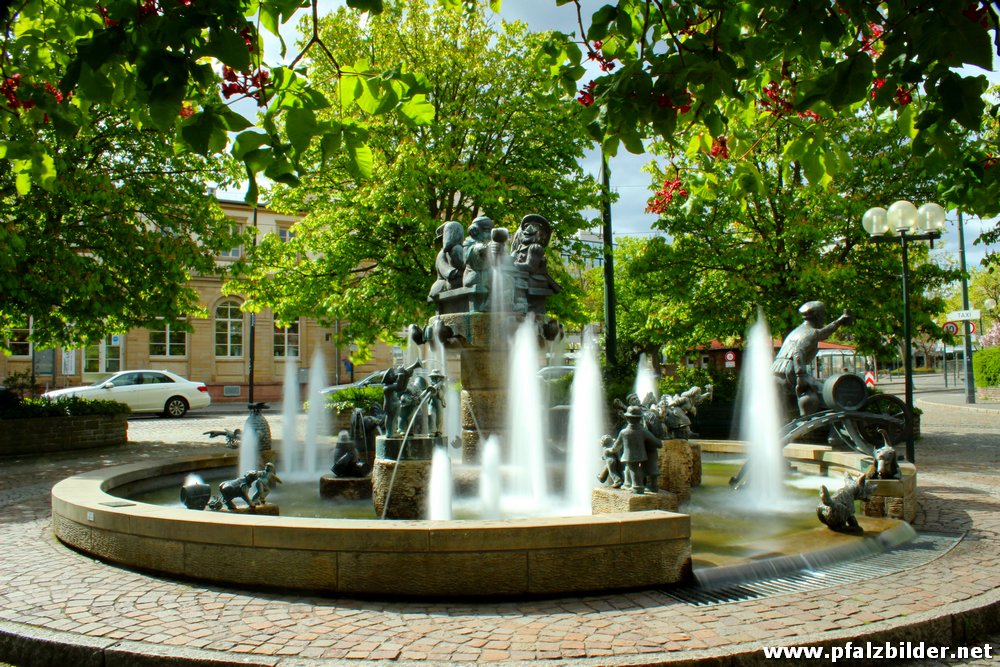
[737,312,788,509]
[49,216,918,599]
[634,352,658,402]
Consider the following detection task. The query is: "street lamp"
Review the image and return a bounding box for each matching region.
[862,200,946,463]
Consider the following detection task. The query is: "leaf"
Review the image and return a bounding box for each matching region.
[399,94,435,127]
[347,143,373,180]
[285,107,317,153]
[938,73,987,132]
[180,110,229,156]
[320,127,343,164]
[346,0,384,13]
[15,172,31,195]
[232,131,270,159]
[206,28,251,72]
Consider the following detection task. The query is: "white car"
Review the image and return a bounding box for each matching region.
[44,370,211,417]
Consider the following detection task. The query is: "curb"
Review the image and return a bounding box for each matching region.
[916,397,1000,415]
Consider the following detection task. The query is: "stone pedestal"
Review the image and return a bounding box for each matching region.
[319,474,372,500]
[658,439,699,502]
[862,463,917,523]
[369,434,444,519]
[434,313,510,463]
[592,486,679,514]
[372,458,433,519]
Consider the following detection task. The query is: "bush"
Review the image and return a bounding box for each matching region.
[661,366,740,403]
[0,395,131,419]
[973,346,1000,388]
[325,385,384,413]
[1,370,39,399]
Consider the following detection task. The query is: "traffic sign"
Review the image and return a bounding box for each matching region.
[947,309,981,321]
[943,321,959,335]
[970,321,977,334]
[724,351,736,362]
[864,370,876,387]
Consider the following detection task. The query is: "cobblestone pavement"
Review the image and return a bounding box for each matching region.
[0,402,998,666]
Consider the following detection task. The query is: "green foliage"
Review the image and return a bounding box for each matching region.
[551,0,1000,220]
[326,385,384,413]
[0,395,132,419]
[619,110,957,360]
[660,366,739,404]
[973,346,1000,387]
[1,370,39,399]
[226,0,601,353]
[0,113,239,350]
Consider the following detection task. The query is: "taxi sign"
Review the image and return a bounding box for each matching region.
[947,309,981,321]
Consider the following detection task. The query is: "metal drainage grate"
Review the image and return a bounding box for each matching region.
[663,531,964,606]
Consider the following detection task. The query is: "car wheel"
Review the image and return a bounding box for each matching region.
[163,396,189,418]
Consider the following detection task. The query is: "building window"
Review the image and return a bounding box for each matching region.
[8,324,31,357]
[84,335,123,374]
[277,226,295,243]
[274,321,300,358]
[218,220,243,259]
[150,321,188,357]
[215,301,244,358]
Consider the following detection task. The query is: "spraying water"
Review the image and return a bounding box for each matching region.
[479,435,502,519]
[739,311,788,509]
[428,446,453,520]
[634,353,658,403]
[565,328,606,514]
[302,349,328,478]
[505,316,548,510]
[280,358,299,474]
[239,416,259,474]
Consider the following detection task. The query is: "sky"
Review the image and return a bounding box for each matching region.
[246,0,999,272]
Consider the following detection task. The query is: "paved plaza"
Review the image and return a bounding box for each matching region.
[1,380,999,666]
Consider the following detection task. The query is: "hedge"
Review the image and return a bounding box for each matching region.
[973,347,1000,388]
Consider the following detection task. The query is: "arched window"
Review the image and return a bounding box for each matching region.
[215,300,244,358]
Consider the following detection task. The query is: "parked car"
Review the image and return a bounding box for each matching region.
[43,370,211,417]
[319,369,388,396]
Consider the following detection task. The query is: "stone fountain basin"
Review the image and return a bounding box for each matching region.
[51,452,692,599]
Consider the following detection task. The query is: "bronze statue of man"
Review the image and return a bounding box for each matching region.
[771,301,853,415]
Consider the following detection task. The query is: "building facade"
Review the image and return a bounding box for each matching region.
[2,200,399,401]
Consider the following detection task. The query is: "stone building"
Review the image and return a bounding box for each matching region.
[1,199,398,402]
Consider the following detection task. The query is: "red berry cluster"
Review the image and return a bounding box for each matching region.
[577,80,596,107]
[962,2,990,28]
[2,74,71,114]
[179,104,195,118]
[646,177,688,214]
[655,91,692,114]
[98,5,119,27]
[798,109,822,122]
[587,41,616,72]
[871,77,886,99]
[710,136,728,160]
[759,80,793,116]
[984,154,998,169]
[860,22,884,55]
[221,66,270,105]
[137,0,160,21]
[893,86,912,106]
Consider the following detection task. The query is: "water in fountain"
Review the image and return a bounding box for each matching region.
[479,435,502,519]
[504,315,549,511]
[565,328,606,514]
[239,415,259,474]
[634,353,658,402]
[280,358,299,474]
[300,348,327,479]
[490,264,509,347]
[428,446,453,520]
[403,326,422,367]
[738,311,788,509]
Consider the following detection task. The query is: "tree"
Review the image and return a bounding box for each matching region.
[0,111,239,351]
[615,108,957,359]
[225,0,601,353]
[549,0,1000,220]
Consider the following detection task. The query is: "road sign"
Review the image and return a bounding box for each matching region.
[970,321,977,334]
[864,370,876,387]
[943,321,959,335]
[724,351,736,362]
[947,309,981,321]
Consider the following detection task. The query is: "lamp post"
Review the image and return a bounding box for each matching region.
[862,200,946,463]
